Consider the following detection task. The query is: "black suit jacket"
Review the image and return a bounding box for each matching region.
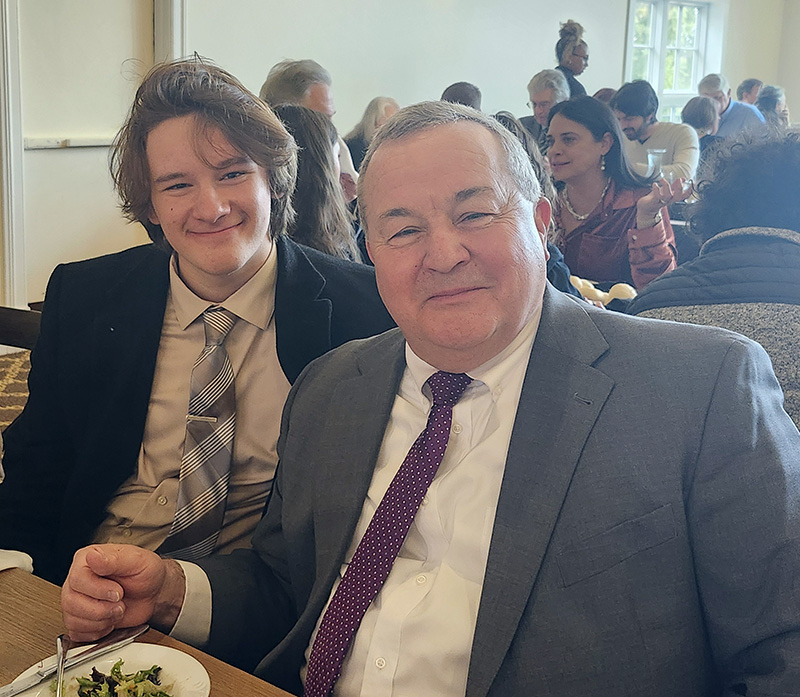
[0,237,395,583]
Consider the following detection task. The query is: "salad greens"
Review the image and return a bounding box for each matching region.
[54,658,174,697]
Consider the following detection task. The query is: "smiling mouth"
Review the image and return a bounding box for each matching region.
[429,287,485,301]
[190,222,241,235]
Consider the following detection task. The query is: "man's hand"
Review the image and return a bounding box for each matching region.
[61,544,186,642]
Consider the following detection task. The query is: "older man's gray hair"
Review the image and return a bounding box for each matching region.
[357,100,541,228]
[259,59,332,105]
[698,73,729,95]
[527,69,570,105]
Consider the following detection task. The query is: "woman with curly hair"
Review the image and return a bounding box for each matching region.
[628,132,800,426]
[274,105,361,261]
[555,19,589,97]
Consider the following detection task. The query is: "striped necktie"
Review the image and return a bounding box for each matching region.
[159,307,237,561]
[304,371,472,697]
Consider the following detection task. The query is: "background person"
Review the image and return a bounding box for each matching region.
[547,96,683,289]
[554,19,588,97]
[681,95,723,160]
[440,81,482,110]
[698,73,765,138]
[273,105,361,261]
[610,79,699,182]
[736,78,763,105]
[260,58,359,204]
[756,84,791,132]
[344,96,399,171]
[628,132,800,427]
[519,69,570,153]
[61,101,800,697]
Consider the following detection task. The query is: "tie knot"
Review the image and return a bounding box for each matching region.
[202,307,237,346]
[426,371,471,407]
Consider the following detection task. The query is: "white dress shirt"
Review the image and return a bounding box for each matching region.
[175,311,540,697]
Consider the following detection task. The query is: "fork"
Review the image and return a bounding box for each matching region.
[55,634,71,697]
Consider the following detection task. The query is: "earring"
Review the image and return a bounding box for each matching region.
[600,154,606,171]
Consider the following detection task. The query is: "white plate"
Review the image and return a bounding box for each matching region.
[13,642,210,696]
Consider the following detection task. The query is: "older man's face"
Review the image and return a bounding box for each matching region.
[700,87,731,115]
[530,88,557,127]
[363,121,550,372]
[302,82,336,117]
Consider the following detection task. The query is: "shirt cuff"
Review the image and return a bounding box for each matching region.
[170,561,212,647]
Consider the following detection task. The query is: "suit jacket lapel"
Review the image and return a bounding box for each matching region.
[311,330,407,586]
[273,237,334,384]
[467,289,615,697]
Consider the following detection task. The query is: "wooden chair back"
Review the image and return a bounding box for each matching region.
[0,306,41,350]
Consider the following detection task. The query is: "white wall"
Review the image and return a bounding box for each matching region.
[19,0,152,302]
[778,0,800,113]
[9,0,800,304]
[721,0,783,88]
[182,0,629,137]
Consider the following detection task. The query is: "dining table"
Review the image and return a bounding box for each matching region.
[0,567,294,696]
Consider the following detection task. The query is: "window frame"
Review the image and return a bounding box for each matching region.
[624,0,710,122]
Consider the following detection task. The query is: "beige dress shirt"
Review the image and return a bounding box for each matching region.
[93,245,290,553]
[173,308,540,697]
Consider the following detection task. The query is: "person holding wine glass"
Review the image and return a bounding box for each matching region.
[547,96,688,289]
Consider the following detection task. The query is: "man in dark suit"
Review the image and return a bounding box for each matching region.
[61,102,800,696]
[0,58,394,585]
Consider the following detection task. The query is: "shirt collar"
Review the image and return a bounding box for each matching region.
[169,241,278,330]
[404,305,541,403]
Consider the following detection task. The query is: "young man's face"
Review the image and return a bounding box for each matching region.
[147,115,273,302]
[614,111,652,142]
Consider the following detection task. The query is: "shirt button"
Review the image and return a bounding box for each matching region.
[452,423,462,434]
[416,574,427,585]
[121,528,132,538]
[375,657,386,669]
[157,496,168,506]
[632,234,638,241]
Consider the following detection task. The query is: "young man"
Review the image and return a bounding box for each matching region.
[0,59,394,583]
[62,102,800,697]
[611,79,699,181]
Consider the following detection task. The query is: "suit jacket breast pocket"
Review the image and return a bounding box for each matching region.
[556,504,677,587]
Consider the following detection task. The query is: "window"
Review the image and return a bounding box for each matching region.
[625,1,709,122]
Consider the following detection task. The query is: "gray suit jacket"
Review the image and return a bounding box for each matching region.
[201,287,800,696]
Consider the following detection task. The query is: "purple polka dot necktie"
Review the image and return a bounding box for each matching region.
[304,371,472,697]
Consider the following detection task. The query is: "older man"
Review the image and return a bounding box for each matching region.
[699,73,765,138]
[260,58,358,204]
[611,80,699,181]
[519,68,569,152]
[0,59,394,584]
[61,101,800,697]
